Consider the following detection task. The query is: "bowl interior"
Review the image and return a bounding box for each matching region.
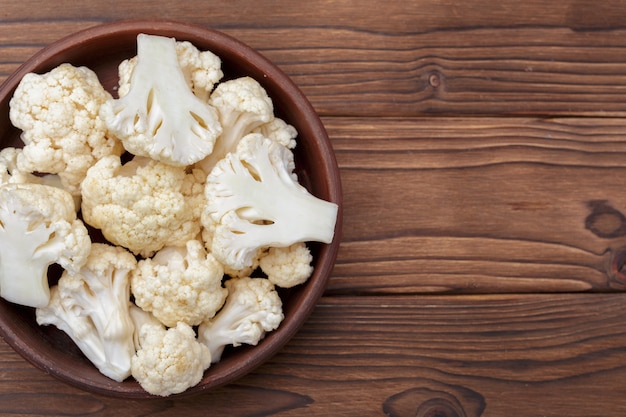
[0,20,342,398]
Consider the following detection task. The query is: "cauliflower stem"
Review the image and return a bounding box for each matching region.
[101,34,222,166]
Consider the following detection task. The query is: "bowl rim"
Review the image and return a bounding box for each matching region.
[0,18,343,398]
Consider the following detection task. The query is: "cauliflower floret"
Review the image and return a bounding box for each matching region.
[252,117,297,149]
[129,304,163,351]
[131,239,227,327]
[259,242,314,288]
[100,34,222,166]
[132,322,211,397]
[0,147,36,185]
[0,147,82,208]
[196,76,274,173]
[9,63,123,195]
[36,243,137,382]
[0,183,90,308]
[198,277,283,363]
[203,133,338,270]
[81,155,204,257]
[118,39,223,100]
[222,248,263,279]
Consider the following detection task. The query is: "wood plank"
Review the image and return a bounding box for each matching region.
[326,116,626,294]
[2,3,626,116]
[3,293,626,415]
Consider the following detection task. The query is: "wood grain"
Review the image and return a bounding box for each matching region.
[2,2,626,117]
[2,0,626,415]
[328,116,626,294]
[4,294,626,416]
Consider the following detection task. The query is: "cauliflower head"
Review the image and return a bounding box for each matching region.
[259,242,314,288]
[132,322,211,397]
[131,239,227,327]
[0,183,90,308]
[100,34,222,166]
[9,63,123,195]
[197,277,283,363]
[81,155,205,257]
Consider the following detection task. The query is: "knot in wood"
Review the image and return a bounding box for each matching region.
[607,247,626,288]
[415,398,465,417]
[429,72,442,88]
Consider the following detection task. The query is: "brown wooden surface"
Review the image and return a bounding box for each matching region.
[3,1,626,415]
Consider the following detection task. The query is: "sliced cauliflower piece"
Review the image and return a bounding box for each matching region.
[0,183,90,308]
[132,322,211,397]
[197,277,283,363]
[131,239,227,327]
[259,242,314,288]
[36,243,137,382]
[203,133,338,270]
[9,63,123,195]
[100,34,222,166]
[118,39,223,100]
[81,155,204,257]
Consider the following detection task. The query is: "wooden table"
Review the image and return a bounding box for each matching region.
[3,1,626,415]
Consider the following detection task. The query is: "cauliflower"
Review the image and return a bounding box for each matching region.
[81,155,205,257]
[0,183,90,308]
[259,242,314,288]
[36,243,137,382]
[196,76,274,173]
[203,133,338,270]
[131,239,227,327]
[117,39,223,100]
[0,147,37,185]
[100,34,222,166]
[252,117,297,150]
[198,277,283,363]
[2,32,335,396]
[129,304,163,350]
[9,63,123,195]
[0,147,82,209]
[132,322,211,397]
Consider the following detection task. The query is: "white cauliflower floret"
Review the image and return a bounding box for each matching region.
[222,248,263,279]
[0,147,81,208]
[131,239,227,327]
[118,39,223,100]
[0,183,90,308]
[9,63,123,195]
[36,243,137,382]
[100,34,222,166]
[129,304,163,351]
[132,322,211,397]
[0,147,36,185]
[252,117,297,149]
[259,242,314,288]
[196,76,274,173]
[203,133,338,270]
[81,155,204,257]
[198,277,283,363]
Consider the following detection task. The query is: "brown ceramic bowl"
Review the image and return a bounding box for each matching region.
[0,20,342,398]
